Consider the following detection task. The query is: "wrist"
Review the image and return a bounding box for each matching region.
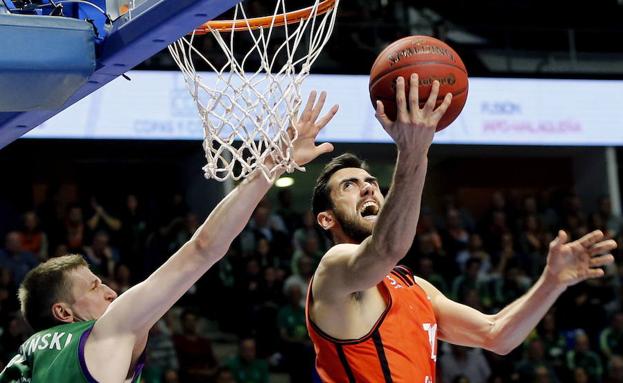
[397,148,428,165]
[541,266,568,292]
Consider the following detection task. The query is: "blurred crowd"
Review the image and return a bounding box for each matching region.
[0,186,622,383]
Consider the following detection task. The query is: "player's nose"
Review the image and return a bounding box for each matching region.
[103,284,118,301]
[361,181,374,196]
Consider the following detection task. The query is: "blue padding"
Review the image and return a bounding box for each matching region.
[0,14,96,111]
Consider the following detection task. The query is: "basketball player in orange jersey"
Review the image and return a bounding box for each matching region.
[307,75,617,383]
[0,92,337,383]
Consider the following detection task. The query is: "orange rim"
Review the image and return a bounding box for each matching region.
[193,0,337,34]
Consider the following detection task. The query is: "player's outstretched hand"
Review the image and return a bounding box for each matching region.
[375,74,452,159]
[291,90,338,166]
[545,229,617,287]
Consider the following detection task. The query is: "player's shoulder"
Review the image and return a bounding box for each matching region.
[316,243,359,270]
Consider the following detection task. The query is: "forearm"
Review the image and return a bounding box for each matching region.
[190,167,281,258]
[96,167,280,335]
[489,272,566,354]
[370,151,427,257]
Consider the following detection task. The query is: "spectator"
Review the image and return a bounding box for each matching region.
[572,367,590,383]
[291,235,323,275]
[514,338,558,382]
[456,233,491,276]
[600,311,623,359]
[451,257,491,309]
[162,369,179,383]
[534,365,555,383]
[605,355,623,383]
[83,230,119,278]
[119,194,148,271]
[275,188,302,234]
[415,256,448,294]
[439,344,491,383]
[19,211,48,261]
[415,231,455,282]
[278,283,314,383]
[441,208,470,259]
[144,314,179,383]
[61,205,87,254]
[518,214,547,278]
[227,337,269,383]
[492,265,531,310]
[293,210,329,253]
[283,255,314,307]
[566,330,603,382]
[0,267,18,325]
[169,212,200,252]
[0,231,39,285]
[253,238,280,270]
[113,263,132,294]
[534,311,567,372]
[239,204,288,256]
[173,309,218,383]
[87,197,122,234]
[214,367,236,383]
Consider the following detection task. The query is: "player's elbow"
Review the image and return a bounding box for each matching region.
[489,343,514,356]
[188,236,227,259]
[482,336,513,355]
[482,323,516,355]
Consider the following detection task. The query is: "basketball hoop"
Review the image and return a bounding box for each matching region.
[169,0,340,182]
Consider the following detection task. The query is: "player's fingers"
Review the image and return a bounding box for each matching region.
[590,240,618,256]
[315,142,334,156]
[302,90,317,121]
[310,91,327,122]
[375,100,392,126]
[315,105,339,131]
[590,254,615,268]
[423,81,440,112]
[408,73,419,117]
[550,230,569,250]
[395,77,409,122]
[586,268,605,279]
[432,93,452,122]
[578,230,604,248]
[286,125,296,140]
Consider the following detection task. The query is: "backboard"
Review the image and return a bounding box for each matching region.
[0,0,241,149]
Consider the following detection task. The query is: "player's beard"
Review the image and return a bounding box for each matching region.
[332,206,373,244]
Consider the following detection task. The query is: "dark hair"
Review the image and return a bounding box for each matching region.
[312,153,368,218]
[18,254,88,331]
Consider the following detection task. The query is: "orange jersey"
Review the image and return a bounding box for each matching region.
[306,265,437,383]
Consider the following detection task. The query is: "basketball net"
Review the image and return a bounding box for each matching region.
[169,0,340,182]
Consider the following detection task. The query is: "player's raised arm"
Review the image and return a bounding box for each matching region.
[84,91,337,382]
[313,76,452,300]
[416,230,616,355]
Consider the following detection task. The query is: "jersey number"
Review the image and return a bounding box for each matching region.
[422,323,437,362]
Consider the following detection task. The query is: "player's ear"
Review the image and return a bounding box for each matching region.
[317,211,336,231]
[51,303,74,324]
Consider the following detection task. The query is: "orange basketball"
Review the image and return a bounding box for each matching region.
[369,35,469,131]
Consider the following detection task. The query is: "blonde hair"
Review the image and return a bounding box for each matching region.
[18,254,87,331]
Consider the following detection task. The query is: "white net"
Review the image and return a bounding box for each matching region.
[168,0,340,182]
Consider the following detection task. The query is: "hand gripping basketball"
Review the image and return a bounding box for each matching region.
[369,35,468,131]
[375,74,452,157]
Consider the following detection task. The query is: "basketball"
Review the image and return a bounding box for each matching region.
[369,35,469,131]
